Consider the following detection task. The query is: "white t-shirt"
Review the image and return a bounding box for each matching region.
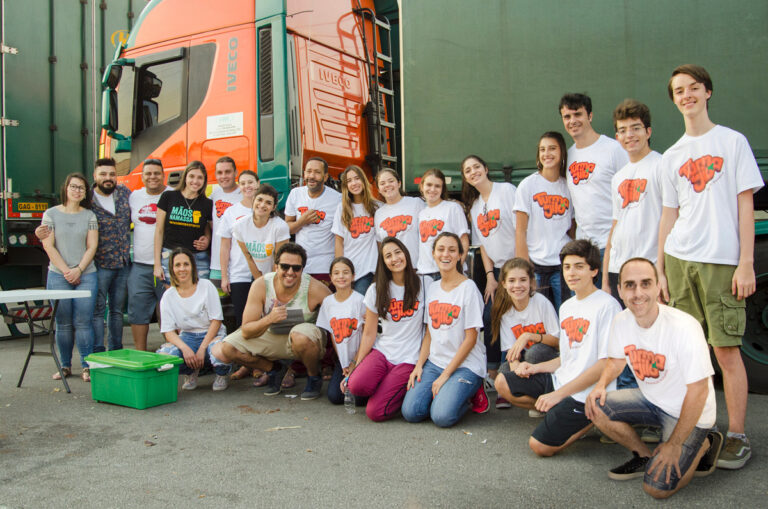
[331,202,379,280]
[661,125,764,265]
[316,292,366,368]
[469,182,517,267]
[416,200,470,275]
[552,289,620,403]
[567,135,629,248]
[284,186,341,274]
[363,281,425,365]
[425,279,486,378]
[609,151,663,273]
[160,279,223,334]
[129,188,163,264]
[93,191,115,215]
[608,305,716,428]
[209,186,242,271]
[219,202,252,283]
[374,196,425,267]
[499,292,560,353]
[231,215,290,282]
[514,173,573,266]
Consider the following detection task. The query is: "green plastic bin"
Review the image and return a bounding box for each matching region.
[85,350,184,409]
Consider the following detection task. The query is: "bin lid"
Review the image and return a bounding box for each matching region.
[85,349,183,370]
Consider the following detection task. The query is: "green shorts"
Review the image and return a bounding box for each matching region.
[223,322,325,361]
[664,254,746,347]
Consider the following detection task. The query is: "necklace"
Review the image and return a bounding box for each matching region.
[183,193,198,209]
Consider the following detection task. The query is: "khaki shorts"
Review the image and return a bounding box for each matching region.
[223,322,325,361]
[664,254,746,347]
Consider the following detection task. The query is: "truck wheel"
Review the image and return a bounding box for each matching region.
[743,271,768,394]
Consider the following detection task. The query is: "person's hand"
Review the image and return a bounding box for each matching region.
[585,385,607,421]
[221,275,230,294]
[63,267,81,285]
[648,441,682,485]
[340,377,348,395]
[510,334,534,362]
[732,262,756,300]
[514,361,535,378]
[35,225,51,241]
[658,269,669,303]
[407,364,423,390]
[193,348,206,370]
[432,372,449,397]
[268,303,288,324]
[193,235,210,251]
[484,276,498,304]
[154,264,165,281]
[181,345,198,369]
[535,390,564,413]
[299,209,319,225]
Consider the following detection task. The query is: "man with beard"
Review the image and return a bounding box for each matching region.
[127,159,167,350]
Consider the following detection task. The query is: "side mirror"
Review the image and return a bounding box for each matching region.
[101,88,132,153]
[105,65,122,89]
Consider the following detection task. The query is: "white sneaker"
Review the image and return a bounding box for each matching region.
[528,409,545,418]
[182,371,199,390]
[212,374,229,391]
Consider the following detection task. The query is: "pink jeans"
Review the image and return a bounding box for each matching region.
[348,348,414,422]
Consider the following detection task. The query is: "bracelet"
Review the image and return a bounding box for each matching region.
[538,333,543,343]
[486,270,493,275]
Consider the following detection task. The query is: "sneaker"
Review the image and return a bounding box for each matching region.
[300,375,323,400]
[264,362,287,396]
[528,409,545,418]
[695,431,723,477]
[716,435,752,470]
[182,371,199,390]
[212,374,229,391]
[483,376,497,393]
[608,451,650,481]
[470,385,490,414]
[495,396,512,409]
[640,426,662,444]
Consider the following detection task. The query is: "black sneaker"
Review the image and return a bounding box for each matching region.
[695,431,723,477]
[264,361,287,396]
[608,451,650,481]
[300,375,323,400]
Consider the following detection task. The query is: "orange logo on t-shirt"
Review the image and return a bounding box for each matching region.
[389,298,419,322]
[624,345,666,381]
[419,219,444,242]
[512,322,546,348]
[568,161,596,185]
[679,155,723,192]
[349,216,374,239]
[215,200,233,218]
[561,316,590,347]
[476,209,500,237]
[429,300,461,328]
[329,317,358,344]
[618,178,647,208]
[533,192,569,218]
[297,206,326,224]
[381,215,412,237]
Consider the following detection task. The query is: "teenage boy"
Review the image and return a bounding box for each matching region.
[657,64,763,469]
[603,99,663,303]
[495,239,621,456]
[586,258,721,499]
[560,93,629,283]
[284,157,341,283]
[209,156,241,286]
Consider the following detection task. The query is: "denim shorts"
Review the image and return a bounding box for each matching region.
[598,388,709,492]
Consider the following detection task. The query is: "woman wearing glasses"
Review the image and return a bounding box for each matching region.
[40,173,99,382]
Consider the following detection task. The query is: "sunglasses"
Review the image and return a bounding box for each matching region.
[278,263,303,273]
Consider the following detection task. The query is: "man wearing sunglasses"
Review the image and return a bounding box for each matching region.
[211,242,331,399]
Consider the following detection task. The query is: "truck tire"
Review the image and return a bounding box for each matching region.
[743,269,768,394]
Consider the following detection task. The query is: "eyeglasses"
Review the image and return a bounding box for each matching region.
[68,184,86,192]
[278,263,303,273]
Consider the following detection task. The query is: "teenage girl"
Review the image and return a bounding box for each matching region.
[374,168,424,267]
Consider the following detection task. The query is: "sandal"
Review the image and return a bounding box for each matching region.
[52,367,72,380]
[281,370,296,388]
[81,368,91,383]
[230,366,251,381]
[253,373,269,387]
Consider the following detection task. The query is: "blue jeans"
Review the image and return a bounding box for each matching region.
[156,333,231,376]
[93,265,129,352]
[353,272,374,296]
[535,267,567,311]
[161,248,210,281]
[47,271,98,368]
[401,360,482,428]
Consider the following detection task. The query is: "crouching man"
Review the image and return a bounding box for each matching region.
[586,258,721,499]
[211,242,331,399]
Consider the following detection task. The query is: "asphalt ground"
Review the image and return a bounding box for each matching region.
[0,325,766,508]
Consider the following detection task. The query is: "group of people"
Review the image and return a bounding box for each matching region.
[39,64,761,499]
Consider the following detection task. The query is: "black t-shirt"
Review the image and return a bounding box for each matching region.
[157,190,213,252]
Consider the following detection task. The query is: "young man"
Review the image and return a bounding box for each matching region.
[657,64,763,469]
[603,99,663,302]
[495,239,621,456]
[127,159,168,351]
[586,258,721,499]
[209,156,241,286]
[284,157,341,282]
[560,93,629,285]
[211,243,331,399]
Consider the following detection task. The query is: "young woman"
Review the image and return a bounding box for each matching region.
[316,257,366,405]
[154,161,214,283]
[374,168,424,267]
[514,132,575,310]
[416,169,469,280]
[460,154,517,395]
[402,232,487,427]
[346,237,425,422]
[40,173,99,382]
[332,165,379,295]
[156,248,232,391]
